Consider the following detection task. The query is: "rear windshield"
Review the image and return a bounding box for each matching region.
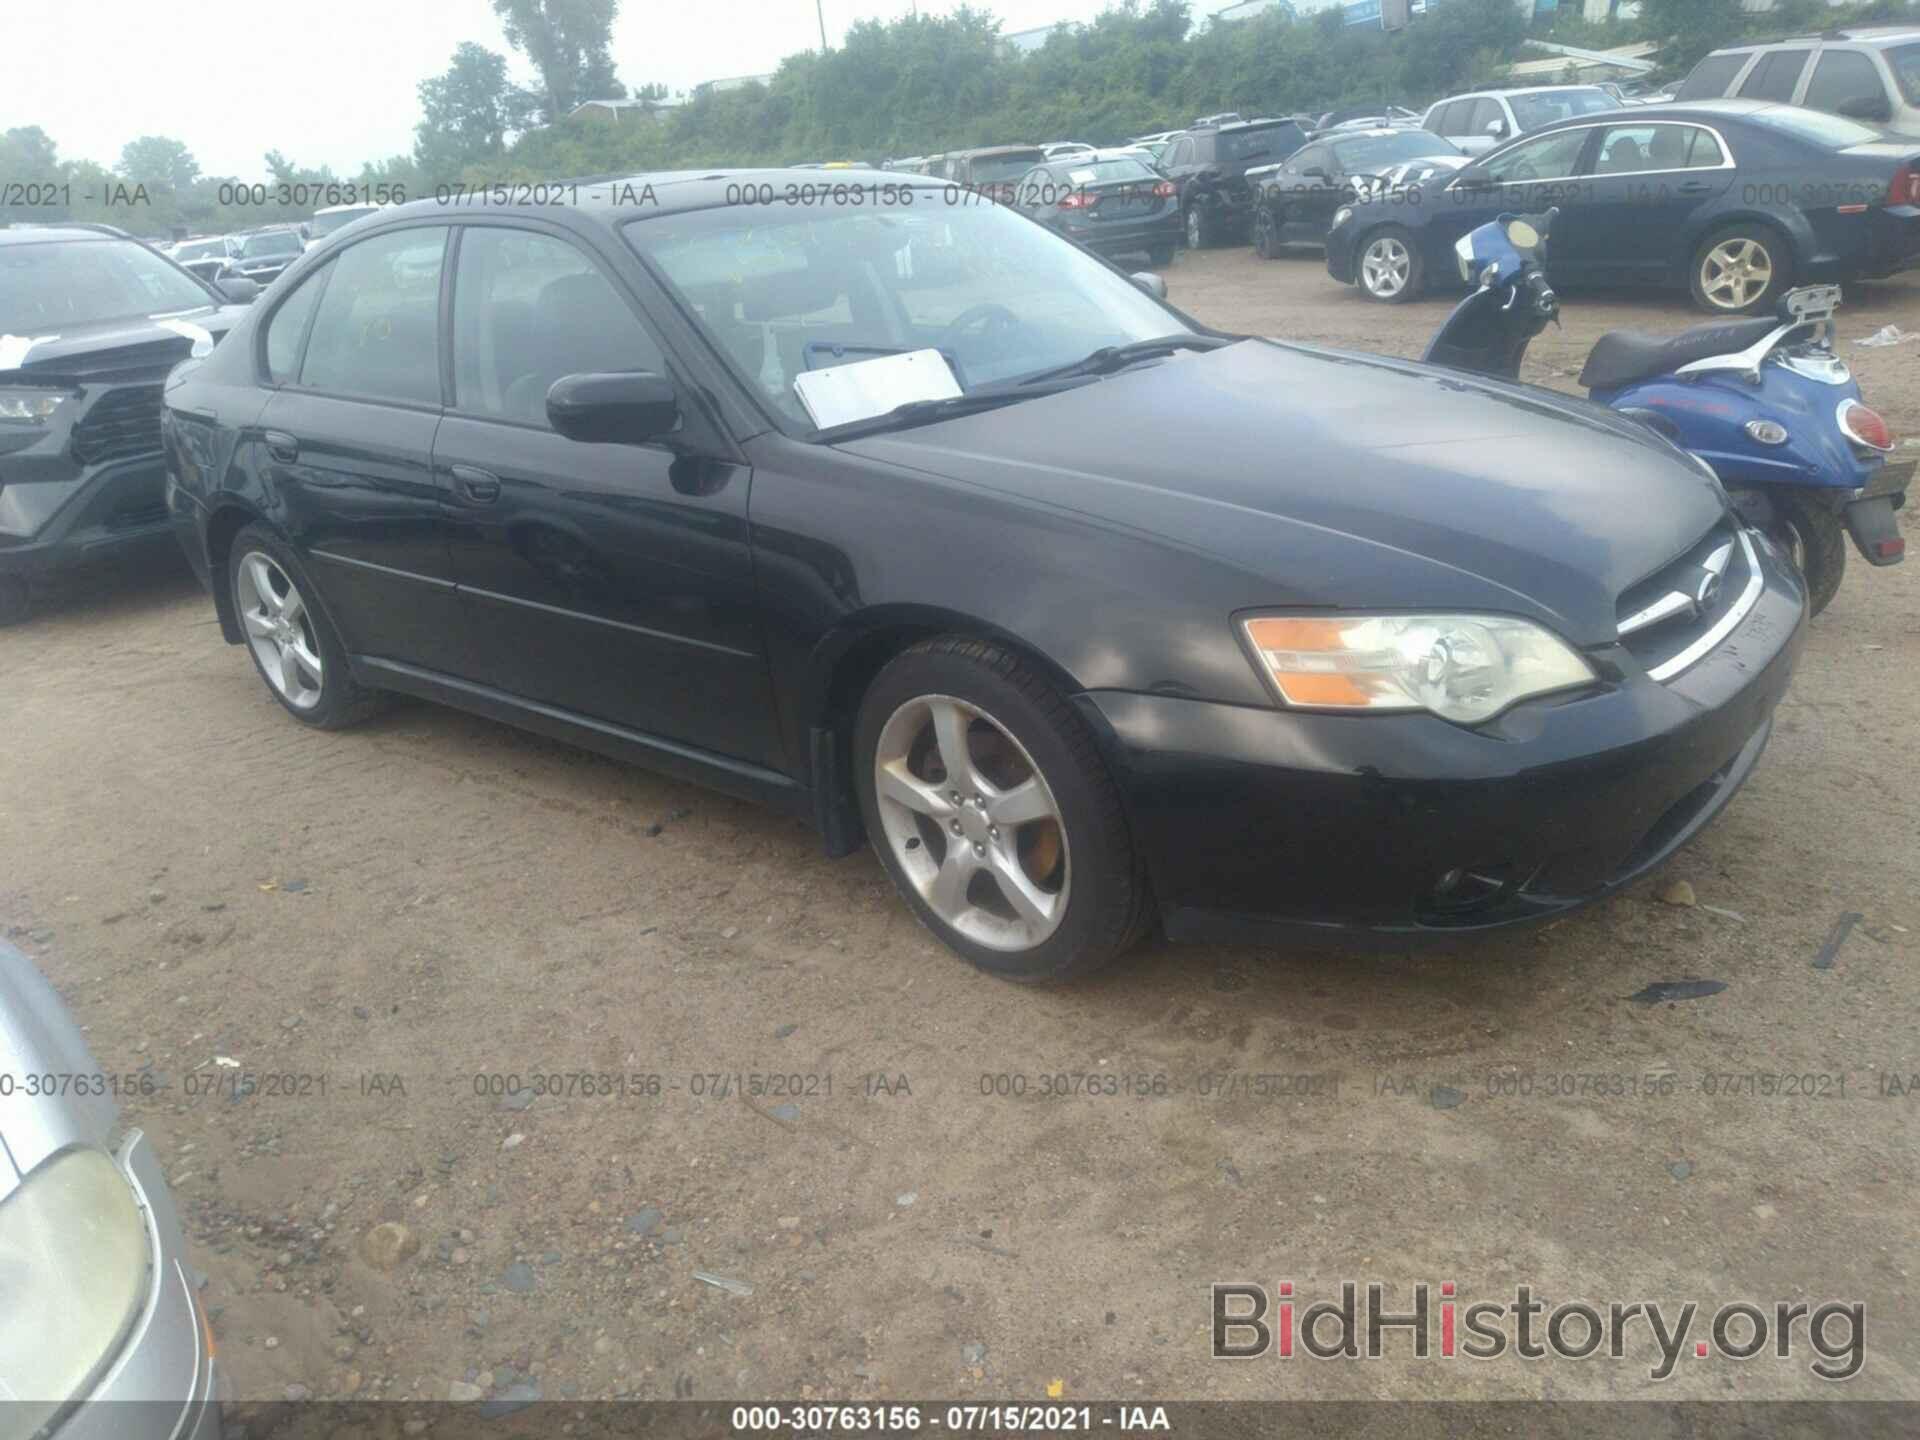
[1745,105,1883,148]
[969,152,1045,182]
[1891,41,1920,105]
[1053,158,1158,184]
[1508,88,1621,129]
[1677,53,1749,100]
[1217,122,1304,163]
[1331,131,1459,170]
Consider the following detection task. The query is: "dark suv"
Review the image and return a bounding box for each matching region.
[1162,119,1308,248]
[0,225,253,623]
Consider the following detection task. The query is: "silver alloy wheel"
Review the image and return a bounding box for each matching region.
[1699,237,1772,311]
[235,551,324,711]
[1360,235,1410,297]
[872,693,1070,951]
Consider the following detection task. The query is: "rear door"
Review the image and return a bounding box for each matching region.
[1801,46,1895,123]
[431,221,776,766]
[254,224,467,673]
[1554,122,1736,284]
[1739,49,1814,103]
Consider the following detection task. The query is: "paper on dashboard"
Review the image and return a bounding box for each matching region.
[792,348,962,429]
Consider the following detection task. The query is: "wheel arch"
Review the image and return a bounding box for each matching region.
[1674,208,1806,285]
[204,498,275,645]
[800,604,1099,858]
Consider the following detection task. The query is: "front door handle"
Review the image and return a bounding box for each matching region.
[452,464,502,504]
[264,430,299,462]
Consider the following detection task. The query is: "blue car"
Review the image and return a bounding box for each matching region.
[1326,98,1920,314]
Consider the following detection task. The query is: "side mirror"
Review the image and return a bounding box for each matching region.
[547,371,680,446]
[1837,94,1893,123]
[1130,271,1168,297]
[1485,120,1507,137]
[215,277,260,304]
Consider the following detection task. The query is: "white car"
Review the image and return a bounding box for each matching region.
[1420,85,1623,155]
[1040,142,1096,160]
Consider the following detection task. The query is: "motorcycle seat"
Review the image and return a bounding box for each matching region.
[1578,317,1780,391]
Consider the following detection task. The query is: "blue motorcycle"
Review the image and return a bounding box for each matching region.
[1424,208,1909,615]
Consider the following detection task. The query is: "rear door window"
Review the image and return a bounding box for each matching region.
[1467,98,1508,137]
[297,227,447,406]
[1740,49,1813,103]
[1677,53,1750,100]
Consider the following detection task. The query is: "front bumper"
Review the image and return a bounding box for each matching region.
[1084,532,1806,946]
[0,442,176,586]
[55,1129,221,1440]
[1325,226,1358,284]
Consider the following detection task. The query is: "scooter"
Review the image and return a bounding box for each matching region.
[1423,208,1910,616]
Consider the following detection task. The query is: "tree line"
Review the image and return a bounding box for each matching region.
[3,0,1915,240]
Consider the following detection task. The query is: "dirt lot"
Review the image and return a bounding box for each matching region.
[3,249,1919,1414]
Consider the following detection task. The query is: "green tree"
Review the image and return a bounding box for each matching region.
[491,0,624,123]
[1639,0,1744,72]
[118,135,200,191]
[415,43,535,182]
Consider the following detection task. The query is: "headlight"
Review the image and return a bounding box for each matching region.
[1454,232,1476,283]
[0,1148,151,1423]
[0,389,76,424]
[1331,206,1353,229]
[1241,613,1595,724]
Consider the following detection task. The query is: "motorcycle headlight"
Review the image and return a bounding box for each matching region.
[1241,613,1595,725]
[0,388,77,425]
[0,1148,152,1423]
[1331,206,1353,229]
[1454,232,1476,283]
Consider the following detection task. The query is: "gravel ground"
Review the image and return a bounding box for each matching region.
[3,247,1918,1417]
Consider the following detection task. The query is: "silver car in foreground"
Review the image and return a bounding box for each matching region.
[0,940,219,1439]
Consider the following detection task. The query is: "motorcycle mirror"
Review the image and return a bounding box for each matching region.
[1505,218,1539,249]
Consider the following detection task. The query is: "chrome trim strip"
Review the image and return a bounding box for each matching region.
[1647,529,1764,682]
[1444,120,1737,191]
[1617,589,1693,636]
[308,548,457,590]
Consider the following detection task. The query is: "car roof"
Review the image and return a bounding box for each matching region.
[952,145,1044,158]
[1718,29,1920,48]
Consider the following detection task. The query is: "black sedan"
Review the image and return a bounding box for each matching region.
[1250,129,1463,256]
[162,173,1804,980]
[1327,99,1920,313]
[1010,154,1181,265]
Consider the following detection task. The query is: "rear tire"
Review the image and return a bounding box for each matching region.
[1689,223,1793,315]
[227,524,385,728]
[1357,225,1423,303]
[1185,203,1213,251]
[853,637,1151,983]
[1148,244,1175,268]
[0,575,29,627]
[1252,207,1281,260]
[1767,495,1846,617]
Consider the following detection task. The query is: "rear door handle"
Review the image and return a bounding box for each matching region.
[452,464,502,504]
[264,430,299,462]
[1678,181,1713,194]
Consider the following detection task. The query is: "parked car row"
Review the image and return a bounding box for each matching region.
[163,224,306,287]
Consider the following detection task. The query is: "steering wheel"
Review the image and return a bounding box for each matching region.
[940,302,1022,344]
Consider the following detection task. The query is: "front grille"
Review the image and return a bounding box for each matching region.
[1614,518,1761,682]
[70,384,164,466]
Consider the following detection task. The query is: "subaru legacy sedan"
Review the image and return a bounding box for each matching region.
[161,172,1804,981]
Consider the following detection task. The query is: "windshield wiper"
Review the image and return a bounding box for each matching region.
[812,379,1086,443]
[1016,334,1232,386]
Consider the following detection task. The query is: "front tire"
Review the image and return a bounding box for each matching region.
[1357,226,1422,303]
[1690,224,1792,315]
[1148,243,1176,268]
[0,575,29,627]
[854,637,1151,982]
[228,524,384,728]
[1767,495,1846,617]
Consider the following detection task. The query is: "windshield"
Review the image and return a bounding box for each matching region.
[1508,88,1621,129]
[241,231,302,257]
[174,239,229,261]
[1218,123,1302,163]
[1888,42,1920,105]
[625,193,1189,434]
[1747,106,1883,148]
[0,237,211,333]
[310,206,378,238]
[1332,131,1458,170]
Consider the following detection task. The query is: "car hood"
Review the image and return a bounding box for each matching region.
[835,339,1729,646]
[0,305,249,382]
[0,941,116,1203]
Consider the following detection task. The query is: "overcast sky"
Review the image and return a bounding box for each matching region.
[11,0,1230,182]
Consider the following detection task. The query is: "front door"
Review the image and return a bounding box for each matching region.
[1554,123,1735,286]
[432,223,778,768]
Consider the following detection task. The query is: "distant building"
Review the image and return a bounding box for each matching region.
[1213,0,1293,23]
[1000,22,1072,55]
[567,96,684,122]
[695,72,776,95]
